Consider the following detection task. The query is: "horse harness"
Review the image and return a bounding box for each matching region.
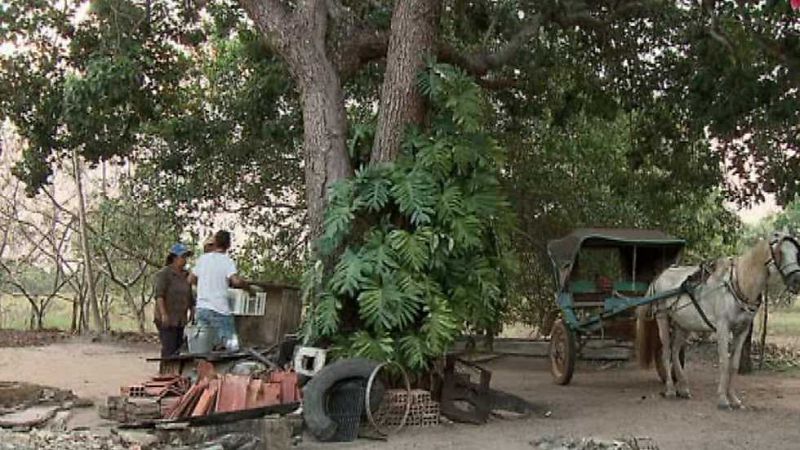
[724,258,761,314]
[769,234,800,286]
[674,257,762,333]
[675,235,800,332]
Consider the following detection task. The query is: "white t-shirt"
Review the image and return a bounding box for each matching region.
[192,252,237,315]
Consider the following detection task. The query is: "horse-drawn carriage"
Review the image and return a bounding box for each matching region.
[546,228,685,385]
[546,227,800,409]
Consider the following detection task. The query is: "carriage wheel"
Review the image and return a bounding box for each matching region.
[654,342,686,384]
[550,319,576,385]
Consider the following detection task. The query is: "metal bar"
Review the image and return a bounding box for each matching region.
[574,287,684,332]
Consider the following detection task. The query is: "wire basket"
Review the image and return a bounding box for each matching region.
[326,379,366,442]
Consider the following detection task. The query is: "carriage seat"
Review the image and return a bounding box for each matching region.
[568,280,649,294]
[569,280,605,306]
[612,280,649,294]
[569,279,649,307]
[568,280,598,293]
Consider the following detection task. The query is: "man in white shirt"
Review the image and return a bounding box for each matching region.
[188,230,248,350]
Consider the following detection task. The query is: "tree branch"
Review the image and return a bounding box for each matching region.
[438,14,542,78]
[239,0,294,54]
[336,29,389,79]
[39,189,163,268]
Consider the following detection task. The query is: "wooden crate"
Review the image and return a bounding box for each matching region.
[235,284,301,347]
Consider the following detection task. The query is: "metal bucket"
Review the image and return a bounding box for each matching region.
[185,323,216,354]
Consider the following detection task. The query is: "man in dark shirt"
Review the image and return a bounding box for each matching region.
[154,243,195,357]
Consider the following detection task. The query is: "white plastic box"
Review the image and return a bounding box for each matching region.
[228,289,267,316]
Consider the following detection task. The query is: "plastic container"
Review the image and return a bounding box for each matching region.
[185,323,216,354]
[225,334,240,352]
[228,289,267,316]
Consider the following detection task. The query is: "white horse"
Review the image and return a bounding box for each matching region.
[636,233,800,409]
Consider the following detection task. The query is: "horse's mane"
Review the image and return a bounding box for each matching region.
[734,239,772,302]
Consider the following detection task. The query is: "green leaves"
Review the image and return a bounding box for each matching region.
[314,293,341,337]
[304,63,516,373]
[390,169,437,226]
[436,184,464,223]
[355,165,392,212]
[320,180,357,255]
[398,334,429,371]
[329,249,370,296]
[419,63,486,133]
[387,229,431,272]
[357,275,423,331]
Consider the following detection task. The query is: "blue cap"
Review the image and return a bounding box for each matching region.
[169,243,193,257]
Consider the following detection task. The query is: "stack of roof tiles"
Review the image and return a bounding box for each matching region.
[163,366,301,419]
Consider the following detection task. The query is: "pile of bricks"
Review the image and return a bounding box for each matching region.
[120,375,191,399]
[164,370,301,419]
[100,375,190,423]
[99,396,162,423]
[372,389,440,428]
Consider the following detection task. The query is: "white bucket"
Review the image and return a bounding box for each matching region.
[185,323,216,354]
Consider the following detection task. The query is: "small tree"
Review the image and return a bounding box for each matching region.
[91,187,179,332]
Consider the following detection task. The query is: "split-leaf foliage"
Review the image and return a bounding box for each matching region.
[301,64,516,372]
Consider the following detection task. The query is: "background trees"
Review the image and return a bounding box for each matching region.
[0,1,797,352]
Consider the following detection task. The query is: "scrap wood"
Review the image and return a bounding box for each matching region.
[192,380,220,417]
[197,360,216,380]
[246,379,263,409]
[215,375,250,413]
[162,370,301,419]
[168,380,208,420]
[269,371,301,403]
[244,347,279,370]
[258,382,281,408]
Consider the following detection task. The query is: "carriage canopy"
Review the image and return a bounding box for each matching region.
[547,228,686,292]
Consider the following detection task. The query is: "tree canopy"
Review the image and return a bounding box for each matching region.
[2,0,797,354]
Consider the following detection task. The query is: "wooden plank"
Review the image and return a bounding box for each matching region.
[451,337,633,361]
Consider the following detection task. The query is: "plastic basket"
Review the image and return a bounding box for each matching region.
[229,290,266,316]
[326,379,366,442]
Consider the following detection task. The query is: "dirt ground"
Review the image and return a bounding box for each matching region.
[0,340,158,430]
[2,340,800,449]
[301,353,800,450]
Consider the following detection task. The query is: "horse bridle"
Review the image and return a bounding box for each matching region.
[724,235,800,314]
[768,234,800,285]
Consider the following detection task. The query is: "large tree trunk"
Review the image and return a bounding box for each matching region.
[241,0,352,239]
[295,62,352,238]
[371,0,440,163]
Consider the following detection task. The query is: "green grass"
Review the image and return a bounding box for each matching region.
[0,294,155,332]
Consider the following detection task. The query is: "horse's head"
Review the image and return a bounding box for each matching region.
[770,232,800,294]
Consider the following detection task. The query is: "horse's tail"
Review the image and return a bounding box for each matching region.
[635,284,659,369]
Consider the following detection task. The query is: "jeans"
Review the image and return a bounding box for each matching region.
[158,325,184,358]
[196,308,236,348]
